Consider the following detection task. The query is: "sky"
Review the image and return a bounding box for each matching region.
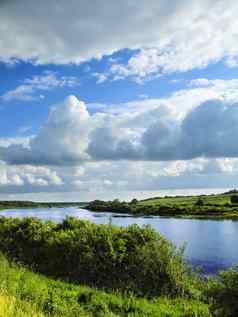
[1,0,238,201]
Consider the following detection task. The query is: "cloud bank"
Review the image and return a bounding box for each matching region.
[88,100,238,161]
[1,0,238,79]
[2,84,238,195]
[1,80,238,166]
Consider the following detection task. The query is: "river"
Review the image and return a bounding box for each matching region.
[1,207,238,274]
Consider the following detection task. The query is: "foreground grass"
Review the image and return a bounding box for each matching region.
[0,217,237,316]
[0,292,48,317]
[0,255,211,317]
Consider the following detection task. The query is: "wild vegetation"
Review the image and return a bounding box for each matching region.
[0,291,50,317]
[0,217,195,297]
[0,217,237,316]
[0,254,212,317]
[87,190,238,218]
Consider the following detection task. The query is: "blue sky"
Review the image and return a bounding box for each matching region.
[1,57,237,137]
[1,0,238,200]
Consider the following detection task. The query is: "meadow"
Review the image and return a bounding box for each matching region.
[87,190,238,218]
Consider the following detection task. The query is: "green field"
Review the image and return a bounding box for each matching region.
[139,194,230,206]
[87,190,238,218]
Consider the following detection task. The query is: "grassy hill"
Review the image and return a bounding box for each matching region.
[87,190,238,218]
[138,190,236,207]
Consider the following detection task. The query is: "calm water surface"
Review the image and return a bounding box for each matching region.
[1,207,238,274]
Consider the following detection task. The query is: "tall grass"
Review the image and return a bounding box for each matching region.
[0,292,48,317]
[0,254,211,317]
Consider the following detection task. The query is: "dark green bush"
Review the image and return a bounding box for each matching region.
[0,217,195,297]
[230,195,238,204]
[87,199,131,213]
[195,198,204,206]
[206,269,238,317]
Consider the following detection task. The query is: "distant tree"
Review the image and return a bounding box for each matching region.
[230,195,238,204]
[130,198,138,204]
[112,199,120,205]
[223,189,238,195]
[195,197,204,206]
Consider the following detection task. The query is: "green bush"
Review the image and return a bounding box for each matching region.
[0,217,195,297]
[230,195,238,204]
[195,198,204,206]
[206,268,238,317]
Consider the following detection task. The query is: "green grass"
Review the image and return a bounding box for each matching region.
[0,254,212,317]
[137,193,238,218]
[139,194,231,207]
[87,190,238,218]
[0,291,53,317]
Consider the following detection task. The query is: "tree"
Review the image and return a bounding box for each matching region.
[195,197,204,206]
[230,195,238,204]
[130,198,138,204]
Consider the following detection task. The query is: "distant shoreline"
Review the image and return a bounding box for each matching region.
[0,201,87,211]
[85,189,238,220]
[2,190,238,220]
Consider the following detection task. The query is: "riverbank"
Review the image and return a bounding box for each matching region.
[86,190,238,219]
[0,218,237,317]
[0,254,211,317]
[0,200,87,210]
[2,190,238,220]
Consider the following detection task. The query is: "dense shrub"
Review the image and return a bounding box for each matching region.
[230,195,238,204]
[195,198,204,206]
[206,269,238,317]
[0,217,195,297]
[87,199,132,213]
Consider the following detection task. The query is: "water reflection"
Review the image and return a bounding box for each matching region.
[1,207,238,274]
